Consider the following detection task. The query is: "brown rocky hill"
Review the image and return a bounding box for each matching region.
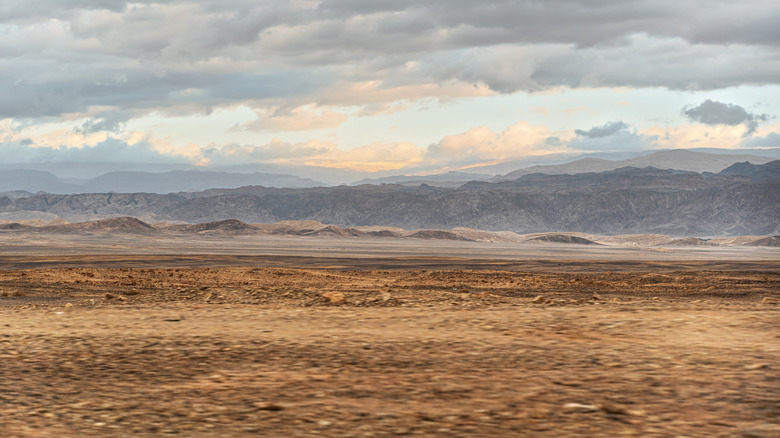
[41,217,157,233]
[747,236,780,247]
[527,234,600,245]
[162,219,261,234]
[407,230,473,241]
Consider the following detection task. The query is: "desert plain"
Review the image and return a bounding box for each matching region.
[1,230,779,437]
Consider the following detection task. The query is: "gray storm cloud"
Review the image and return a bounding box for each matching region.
[571,121,657,151]
[0,1,779,122]
[575,121,630,138]
[682,100,770,135]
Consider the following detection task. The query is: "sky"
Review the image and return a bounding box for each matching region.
[1,0,779,179]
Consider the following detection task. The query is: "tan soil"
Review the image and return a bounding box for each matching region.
[1,264,779,437]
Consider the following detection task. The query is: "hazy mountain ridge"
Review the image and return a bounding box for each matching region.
[352,171,494,187]
[341,149,779,187]
[493,150,777,182]
[1,163,778,236]
[1,149,777,193]
[0,169,324,194]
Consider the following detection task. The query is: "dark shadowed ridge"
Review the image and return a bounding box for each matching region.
[162,219,261,234]
[718,160,780,181]
[42,217,157,233]
[302,225,368,237]
[663,237,717,246]
[747,236,780,247]
[527,234,600,245]
[407,230,474,241]
[0,223,31,230]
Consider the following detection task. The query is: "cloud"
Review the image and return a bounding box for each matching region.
[427,122,567,161]
[641,123,751,150]
[204,139,335,164]
[0,137,192,165]
[78,110,134,133]
[682,100,770,135]
[244,105,348,131]
[205,138,424,172]
[575,121,629,138]
[740,130,780,148]
[571,121,656,151]
[1,0,779,128]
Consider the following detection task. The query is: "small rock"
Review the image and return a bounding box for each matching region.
[64,303,73,308]
[105,293,115,299]
[601,404,629,415]
[317,420,332,427]
[322,291,346,305]
[253,402,285,411]
[532,295,546,304]
[761,297,780,304]
[745,363,769,370]
[562,403,599,413]
[591,292,602,300]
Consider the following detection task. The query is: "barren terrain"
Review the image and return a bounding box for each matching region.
[1,233,779,437]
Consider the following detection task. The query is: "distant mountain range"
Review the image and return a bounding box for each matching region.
[492,149,778,181]
[0,170,323,194]
[3,148,777,194]
[351,149,776,188]
[353,150,778,187]
[1,161,778,236]
[352,171,493,188]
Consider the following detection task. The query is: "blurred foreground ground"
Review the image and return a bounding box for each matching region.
[1,264,778,437]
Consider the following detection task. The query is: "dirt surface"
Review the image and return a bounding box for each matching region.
[1,265,779,437]
[1,254,780,272]
[3,232,780,263]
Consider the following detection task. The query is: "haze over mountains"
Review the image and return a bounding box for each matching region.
[2,149,778,194]
[0,170,322,195]
[355,150,779,187]
[1,158,778,237]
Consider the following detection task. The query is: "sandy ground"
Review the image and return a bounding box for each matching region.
[1,261,779,437]
[2,232,780,261]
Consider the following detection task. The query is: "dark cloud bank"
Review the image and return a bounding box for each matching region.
[683,100,771,135]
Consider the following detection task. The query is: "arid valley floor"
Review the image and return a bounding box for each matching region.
[1,233,779,437]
